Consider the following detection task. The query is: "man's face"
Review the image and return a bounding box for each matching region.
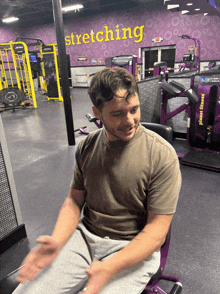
[93,88,141,142]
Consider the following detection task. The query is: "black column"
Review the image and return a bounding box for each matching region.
[52,0,75,146]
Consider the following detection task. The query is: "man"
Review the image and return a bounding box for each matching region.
[14,67,181,294]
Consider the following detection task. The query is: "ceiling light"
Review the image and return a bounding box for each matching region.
[187,3,193,5]
[167,4,180,9]
[2,17,19,23]
[182,10,189,14]
[195,8,200,11]
[164,0,171,3]
[62,4,84,12]
[204,13,208,15]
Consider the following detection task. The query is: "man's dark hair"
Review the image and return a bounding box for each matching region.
[88,67,139,110]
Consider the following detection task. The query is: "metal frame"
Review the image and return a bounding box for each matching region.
[38,43,63,102]
[0,41,37,108]
[0,115,23,226]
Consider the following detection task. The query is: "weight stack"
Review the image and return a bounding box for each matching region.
[0,115,26,255]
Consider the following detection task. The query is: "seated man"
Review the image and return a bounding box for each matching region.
[14,67,181,294]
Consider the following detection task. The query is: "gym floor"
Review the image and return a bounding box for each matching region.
[0,88,219,293]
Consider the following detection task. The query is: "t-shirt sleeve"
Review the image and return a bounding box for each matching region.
[70,140,85,190]
[147,139,182,215]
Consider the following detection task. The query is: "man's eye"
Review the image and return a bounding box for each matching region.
[112,113,122,117]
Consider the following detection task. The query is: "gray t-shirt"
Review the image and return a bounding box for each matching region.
[71,125,181,240]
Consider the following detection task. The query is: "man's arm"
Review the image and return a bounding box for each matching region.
[83,211,173,294]
[51,188,86,247]
[104,211,173,271]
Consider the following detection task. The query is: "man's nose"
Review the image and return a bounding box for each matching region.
[124,112,134,125]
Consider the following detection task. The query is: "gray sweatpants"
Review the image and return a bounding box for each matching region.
[13,222,160,294]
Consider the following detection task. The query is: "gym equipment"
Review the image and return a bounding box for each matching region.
[16,37,63,102]
[38,43,63,101]
[153,61,168,77]
[0,87,26,113]
[143,225,182,294]
[109,55,138,80]
[75,113,102,135]
[0,115,27,257]
[178,34,200,73]
[0,40,37,110]
[160,69,220,171]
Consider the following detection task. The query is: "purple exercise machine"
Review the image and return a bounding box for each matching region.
[110,55,138,80]
[160,68,220,172]
[144,226,182,294]
[153,62,168,77]
[74,113,102,135]
[178,34,200,73]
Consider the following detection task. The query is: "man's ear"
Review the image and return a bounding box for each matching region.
[92,106,102,120]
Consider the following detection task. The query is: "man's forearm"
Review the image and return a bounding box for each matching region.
[51,196,81,248]
[103,214,173,276]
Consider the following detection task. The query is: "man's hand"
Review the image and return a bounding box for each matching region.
[81,261,113,294]
[17,235,61,283]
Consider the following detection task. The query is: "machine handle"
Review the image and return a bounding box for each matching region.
[169,282,182,294]
[178,34,190,40]
[184,88,200,104]
[86,113,97,122]
[160,82,181,96]
[169,80,185,92]
[169,80,199,104]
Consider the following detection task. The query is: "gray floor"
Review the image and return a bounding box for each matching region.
[0,88,220,293]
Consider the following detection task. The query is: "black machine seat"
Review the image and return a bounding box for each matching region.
[140,122,173,144]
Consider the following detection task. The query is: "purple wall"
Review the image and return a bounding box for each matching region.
[0,27,20,43]
[4,6,220,66]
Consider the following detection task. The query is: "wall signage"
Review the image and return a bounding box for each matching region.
[77,56,88,62]
[152,37,163,43]
[65,25,145,46]
[91,58,98,65]
[98,58,103,65]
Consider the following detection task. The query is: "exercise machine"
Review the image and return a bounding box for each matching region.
[16,37,63,102]
[38,43,63,102]
[74,113,102,135]
[0,41,37,111]
[109,55,138,80]
[153,61,168,77]
[160,69,220,171]
[178,34,200,73]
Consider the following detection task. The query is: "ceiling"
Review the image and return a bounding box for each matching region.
[0,0,164,28]
[1,0,219,29]
[164,0,220,16]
